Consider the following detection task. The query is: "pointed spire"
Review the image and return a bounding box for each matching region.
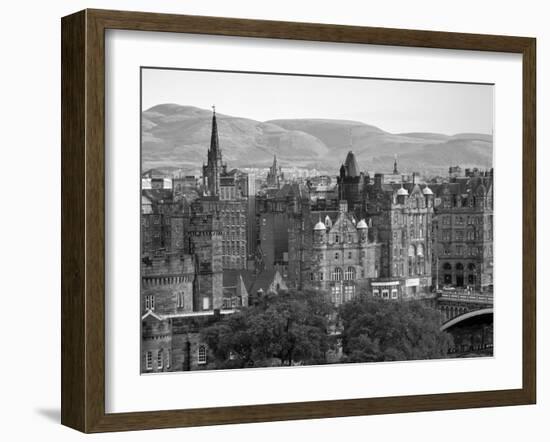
[393,154,399,175]
[210,105,221,161]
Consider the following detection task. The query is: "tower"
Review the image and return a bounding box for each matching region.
[393,155,399,175]
[337,151,365,215]
[266,154,284,189]
[203,106,224,196]
[188,202,223,311]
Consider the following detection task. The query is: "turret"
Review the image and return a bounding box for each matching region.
[313,218,327,243]
[423,185,434,207]
[356,218,368,243]
[397,185,408,204]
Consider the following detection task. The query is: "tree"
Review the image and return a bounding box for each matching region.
[201,290,334,369]
[339,297,453,363]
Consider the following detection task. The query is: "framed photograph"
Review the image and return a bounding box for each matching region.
[61,9,536,433]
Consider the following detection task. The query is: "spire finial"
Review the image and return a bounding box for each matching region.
[212,105,216,115]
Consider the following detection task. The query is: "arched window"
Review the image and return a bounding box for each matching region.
[344,267,356,280]
[417,244,424,256]
[198,345,207,364]
[443,262,452,270]
[331,267,343,281]
[468,263,476,271]
[408,245,416,256]
[456,262,464,271]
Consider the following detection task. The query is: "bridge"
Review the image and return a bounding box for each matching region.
[440,307,493,331]
[435,290,493,355]
[436,289,493,323]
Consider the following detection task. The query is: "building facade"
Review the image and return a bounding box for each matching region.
[364,174,435,299]
[308,200,380,305]
[431,168,494,291]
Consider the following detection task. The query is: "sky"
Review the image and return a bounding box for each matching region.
[141,68,493,135]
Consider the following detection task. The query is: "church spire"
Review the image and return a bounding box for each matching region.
[393,154,399,175]
[209,105,221,161]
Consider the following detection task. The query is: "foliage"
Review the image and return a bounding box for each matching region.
[339,297,453,363]
[201,290,335,369]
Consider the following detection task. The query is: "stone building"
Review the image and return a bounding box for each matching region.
[364,173,435,299]
[431,168,494,291]
[308,200,380,305]
[187,203,224,311]
[141,254,196,315]
[198,108,250,270]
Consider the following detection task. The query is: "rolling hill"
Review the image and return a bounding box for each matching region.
[142,104,493,174]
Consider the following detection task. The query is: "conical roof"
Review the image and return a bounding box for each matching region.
[344,151,360,177]
[423,185,433,195]
[356,219,368,229]
[314,220,327,231]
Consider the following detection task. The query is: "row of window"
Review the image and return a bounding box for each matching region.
[145,349,171,370]
[393,213,426,226]
[441,245,492,256]
[373,288,399,299]
[330,285,356,305]
[442,262,477,271]
[440,196,489,209]
[331,233,361,244]
[144,346,207,370]
[325,250,367,260]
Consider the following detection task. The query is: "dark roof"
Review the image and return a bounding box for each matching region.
[248,270,279,294]
[274,183,310,200]
[222,269,281,295]
[344,151,360,177]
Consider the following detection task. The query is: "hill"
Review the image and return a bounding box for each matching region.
[141,104,493,174]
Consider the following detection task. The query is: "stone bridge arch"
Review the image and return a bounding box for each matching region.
[440,308,493,332]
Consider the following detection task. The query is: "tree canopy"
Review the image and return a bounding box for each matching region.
[339,297,453,363]
[201,290,334,369]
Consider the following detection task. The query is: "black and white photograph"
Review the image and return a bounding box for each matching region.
[140,68,494,374]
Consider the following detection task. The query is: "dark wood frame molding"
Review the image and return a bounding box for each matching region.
[61,9,536,433]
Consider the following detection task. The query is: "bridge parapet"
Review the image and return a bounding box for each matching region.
[436,290,493,323]
[438,291,493,305]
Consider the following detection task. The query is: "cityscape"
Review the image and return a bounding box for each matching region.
[141,102,494,373]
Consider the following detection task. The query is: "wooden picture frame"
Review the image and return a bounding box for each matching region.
[61,9,536,433]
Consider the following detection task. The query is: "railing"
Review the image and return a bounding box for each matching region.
[437,290,493,304]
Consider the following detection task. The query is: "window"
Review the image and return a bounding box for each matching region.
[331,267,343,281]
[146,351,153,370]
[335,234,339,243]
[348,251,352,259]
[344,285,355,301]
[391,289,398,299]
[157,349,163,369]
[331,285,343,305]
[373,289,380,297]
[202,297,210,310]
[319,272,324,281]
[344,266,356,280]
[198,345,207,364]
[145,295,155,311]
[177,291,185,308]
[382,289,389,299]
[334,252,339,260]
